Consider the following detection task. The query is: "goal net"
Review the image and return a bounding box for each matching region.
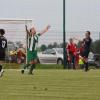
[0,19,32,67]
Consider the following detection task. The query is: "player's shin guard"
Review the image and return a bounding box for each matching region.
[29,64,36,74]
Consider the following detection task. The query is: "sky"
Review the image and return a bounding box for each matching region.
[0,0,100,45]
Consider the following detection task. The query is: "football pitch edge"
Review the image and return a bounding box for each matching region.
[0,69,100,100]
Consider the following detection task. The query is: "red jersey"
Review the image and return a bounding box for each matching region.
[66,43,77,55]
[79,47,84,55]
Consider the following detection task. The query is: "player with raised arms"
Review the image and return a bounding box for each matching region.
[21,25,51,75]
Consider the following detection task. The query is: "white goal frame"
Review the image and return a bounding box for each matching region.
[0,18,33,65]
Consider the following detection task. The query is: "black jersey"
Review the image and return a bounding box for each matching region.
[0,36,7,60]
[0,36,7,50]
[81,37,92,58]
[83,37,92,51]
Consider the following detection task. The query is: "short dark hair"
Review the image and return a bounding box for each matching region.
[0,29,5,35]
[86,31,91,35]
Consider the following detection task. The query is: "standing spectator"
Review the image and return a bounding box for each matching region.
[17,45,26,64]
[66,38,77,69]
[78,55,84,69]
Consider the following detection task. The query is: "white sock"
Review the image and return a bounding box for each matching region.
[1,69,4,73]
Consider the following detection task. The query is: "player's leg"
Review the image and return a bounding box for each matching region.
[84,51,90,71]
[81,50,89,71]
[0,48,5,76]
[0,61,4,77]
[84,58,89,71]
[21,63,31,74]
[0,65,2,72]
[0,65,3,77]
[29,64,36,75]
[21,50,31,74]
[28,50,38,75]
[28,60,37,75]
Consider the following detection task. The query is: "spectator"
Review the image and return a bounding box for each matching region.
[66,38,77,69]
[78,55,84,69]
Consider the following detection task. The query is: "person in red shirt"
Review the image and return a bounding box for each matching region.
[66,38,77,69]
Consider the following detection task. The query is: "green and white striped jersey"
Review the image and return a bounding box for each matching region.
[27,33,41,51]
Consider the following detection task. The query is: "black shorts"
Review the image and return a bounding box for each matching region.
[0,50,5,61]
[81,50,90,58]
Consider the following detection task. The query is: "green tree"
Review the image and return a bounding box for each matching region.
[41,44,47,51]
[92,40,100,54]
[48,44,53,49]
[52,42,58,48]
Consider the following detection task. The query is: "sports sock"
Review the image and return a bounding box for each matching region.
[23,63,30,69]
[29,64,36,74]
[0,65,2,72]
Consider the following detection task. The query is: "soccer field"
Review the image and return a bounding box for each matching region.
[0,69,100,100]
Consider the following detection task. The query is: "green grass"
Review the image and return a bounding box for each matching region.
[0,69,100,100]
[3,63,63,69]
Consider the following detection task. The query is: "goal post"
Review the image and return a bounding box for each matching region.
[0,19,32,43]
[0,19,33,66]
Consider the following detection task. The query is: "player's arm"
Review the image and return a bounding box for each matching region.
[39,25,51,36]
[5,39,8,56]
[5,39,7,48]
[73,37,82,42]
[25,25,30,35]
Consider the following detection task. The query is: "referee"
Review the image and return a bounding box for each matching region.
[82,31,92,71]
[74,31,92,71]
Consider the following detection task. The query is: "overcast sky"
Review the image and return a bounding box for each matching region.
[0,0,100,45]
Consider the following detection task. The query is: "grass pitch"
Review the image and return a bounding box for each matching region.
[0,69,100,100]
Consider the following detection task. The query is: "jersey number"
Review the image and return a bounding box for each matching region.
[2,41,6,48]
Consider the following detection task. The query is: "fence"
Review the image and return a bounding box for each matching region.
[0,19,100,68]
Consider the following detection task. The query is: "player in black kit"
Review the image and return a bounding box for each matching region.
[74,31,92,71]
[82,31,92,71]
[0,29,7,77]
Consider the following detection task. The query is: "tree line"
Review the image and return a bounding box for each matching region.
[7,39,100,54]
[40,40,100,54]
